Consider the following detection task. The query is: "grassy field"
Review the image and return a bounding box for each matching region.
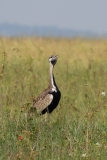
[0,37,107,160]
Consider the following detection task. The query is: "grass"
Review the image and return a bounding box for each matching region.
[0,37,107,159]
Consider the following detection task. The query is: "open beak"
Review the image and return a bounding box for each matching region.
[55,55,58,58]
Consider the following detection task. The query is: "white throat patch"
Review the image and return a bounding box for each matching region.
[52,87,57,92]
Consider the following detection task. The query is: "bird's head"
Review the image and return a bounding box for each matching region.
[49,55,58,66]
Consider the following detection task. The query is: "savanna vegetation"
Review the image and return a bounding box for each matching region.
[0,37,107,159]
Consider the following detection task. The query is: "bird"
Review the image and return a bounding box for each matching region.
[29,55,61,117]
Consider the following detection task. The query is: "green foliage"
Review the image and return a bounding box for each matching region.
[0,37,107,159]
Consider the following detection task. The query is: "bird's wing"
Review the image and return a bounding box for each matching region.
[33,94,53,113]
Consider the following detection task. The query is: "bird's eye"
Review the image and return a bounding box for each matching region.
[49,56,53,59]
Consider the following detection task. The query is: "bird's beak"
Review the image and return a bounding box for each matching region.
[55,55,59,58]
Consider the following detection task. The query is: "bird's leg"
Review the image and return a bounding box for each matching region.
[45,112,47,121]
[47,112,50,121]
[44,109,50,122]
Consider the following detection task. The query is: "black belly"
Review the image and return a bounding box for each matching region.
[41,90,61,114]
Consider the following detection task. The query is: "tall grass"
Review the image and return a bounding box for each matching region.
[0,37,107,159]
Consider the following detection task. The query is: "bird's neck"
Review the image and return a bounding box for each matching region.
[49,63,57,92]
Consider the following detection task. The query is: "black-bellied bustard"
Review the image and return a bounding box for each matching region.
[29,55,61,119]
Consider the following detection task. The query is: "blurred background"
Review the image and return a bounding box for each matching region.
[0,0,107,38]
